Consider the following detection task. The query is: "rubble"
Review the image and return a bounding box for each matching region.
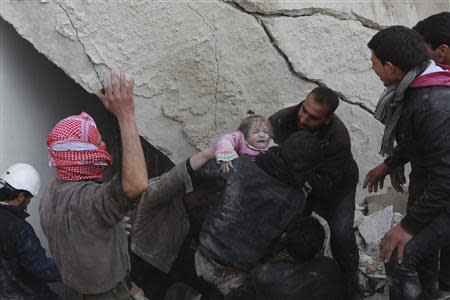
[358,206,393,245]
[356,193,405,298]
[365,187,408,215]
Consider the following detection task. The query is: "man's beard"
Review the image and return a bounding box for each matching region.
[298,124,320,133]
[18,201,28,212]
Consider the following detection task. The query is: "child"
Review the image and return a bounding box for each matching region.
[215,115,274,172]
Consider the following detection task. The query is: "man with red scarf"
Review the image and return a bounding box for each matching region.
[40,70,148,299]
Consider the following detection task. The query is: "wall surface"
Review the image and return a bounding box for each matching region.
[1,0,449,203]
[0,19,118,248]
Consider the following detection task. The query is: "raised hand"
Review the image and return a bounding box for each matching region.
[96,70,135,121]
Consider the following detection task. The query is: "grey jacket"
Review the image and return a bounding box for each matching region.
[131,162,193,273]
[40,176,131,294]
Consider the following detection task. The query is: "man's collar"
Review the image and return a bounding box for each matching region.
[0,203,29,219]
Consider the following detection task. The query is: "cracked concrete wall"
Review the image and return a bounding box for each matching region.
[1,0,449,203]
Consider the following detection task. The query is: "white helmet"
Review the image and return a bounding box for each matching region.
[0,163,40,196]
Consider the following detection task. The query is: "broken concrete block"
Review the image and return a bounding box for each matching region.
[392,212,403,226]
[366,188,408,215]
[358,206,394,245]
[354,209,365,228]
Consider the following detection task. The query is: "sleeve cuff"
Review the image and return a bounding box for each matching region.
[216,151,238,162]
[400,214,425,235]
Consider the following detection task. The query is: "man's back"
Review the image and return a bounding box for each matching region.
[40,177,130,294]
[0,205,60,299]
[226,256,344,300]
[198,157,306,272]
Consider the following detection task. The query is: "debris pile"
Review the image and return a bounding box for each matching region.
[355,188,409,298]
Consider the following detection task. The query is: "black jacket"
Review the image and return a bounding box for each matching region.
[384,85,450,234]
[195,157,306,272]
[269,104,356,201]
[0,205,61,299]
[226,256,344,300]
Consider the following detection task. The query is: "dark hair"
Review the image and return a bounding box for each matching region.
[368,26,429,73]
[413,12,450,49]
[308,86,339,115]
[238,115,272,139]
[0,182,20,202]
[285,216,325,263]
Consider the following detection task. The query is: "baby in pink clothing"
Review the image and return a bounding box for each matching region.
[215,114,275,172]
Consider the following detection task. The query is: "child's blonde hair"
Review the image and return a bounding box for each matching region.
[237,115,273,139]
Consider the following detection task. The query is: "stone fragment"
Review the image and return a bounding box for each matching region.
[358,206,393,245]
[366,188,408,215]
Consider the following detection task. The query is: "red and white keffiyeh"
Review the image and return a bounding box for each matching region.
[47,112,112,182]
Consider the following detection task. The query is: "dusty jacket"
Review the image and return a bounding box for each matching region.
[384,66,450,234]
[131,162,193,273]
[269,106,354,201]
[0,205,61,300]
[196,157,307,272]
[40,175,132,294]
[226,256,344,300]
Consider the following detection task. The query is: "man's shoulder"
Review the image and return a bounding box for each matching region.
[269,105,299,126]
[319,115,351,147]
[408,85,450,109]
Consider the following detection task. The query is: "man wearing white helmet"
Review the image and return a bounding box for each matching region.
[0,163,62,299]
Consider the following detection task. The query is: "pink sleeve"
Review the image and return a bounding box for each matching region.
[214,131,245,162]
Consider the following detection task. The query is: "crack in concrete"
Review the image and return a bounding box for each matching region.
[188,4,220,138]
[226,0,376,115]
[228,0,383,31]
[54,0,102,87]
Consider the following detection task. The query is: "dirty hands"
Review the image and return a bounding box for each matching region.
[96,70,135,121]
[389,165,406,192]
[363,162,390,193]
[379,224,412,264]
[120,216,132,236]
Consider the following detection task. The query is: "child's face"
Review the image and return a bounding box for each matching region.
[246,121,270,149]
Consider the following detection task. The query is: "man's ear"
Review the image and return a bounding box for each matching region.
[385,61,396,74]
[17,192,28,203]
[438,44,450,61]
[281,232,288,241]
[385,61,405,81]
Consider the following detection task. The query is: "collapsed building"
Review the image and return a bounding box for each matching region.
[1,1,449,299]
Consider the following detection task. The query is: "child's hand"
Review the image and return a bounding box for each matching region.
[220,160,234,173]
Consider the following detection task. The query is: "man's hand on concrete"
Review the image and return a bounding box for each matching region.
[363,162,390,193]
[379,224,412,264]
[96,70,135,121]
[389,165,406,192]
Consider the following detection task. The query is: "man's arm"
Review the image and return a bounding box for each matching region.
[364,144,410,193]
[97,71,148,199]
[400,105,450,234]
[380,99,450,263]
[137,148,215,210]
[16,225,61,282]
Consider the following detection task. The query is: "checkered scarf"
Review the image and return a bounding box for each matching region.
[47,112,112,181]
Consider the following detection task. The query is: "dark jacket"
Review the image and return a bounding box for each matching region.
[226,256,344,300]
[0,204,61,300]
[269,104,356,202]
[195,157,307,272]
[384,84,450,234]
